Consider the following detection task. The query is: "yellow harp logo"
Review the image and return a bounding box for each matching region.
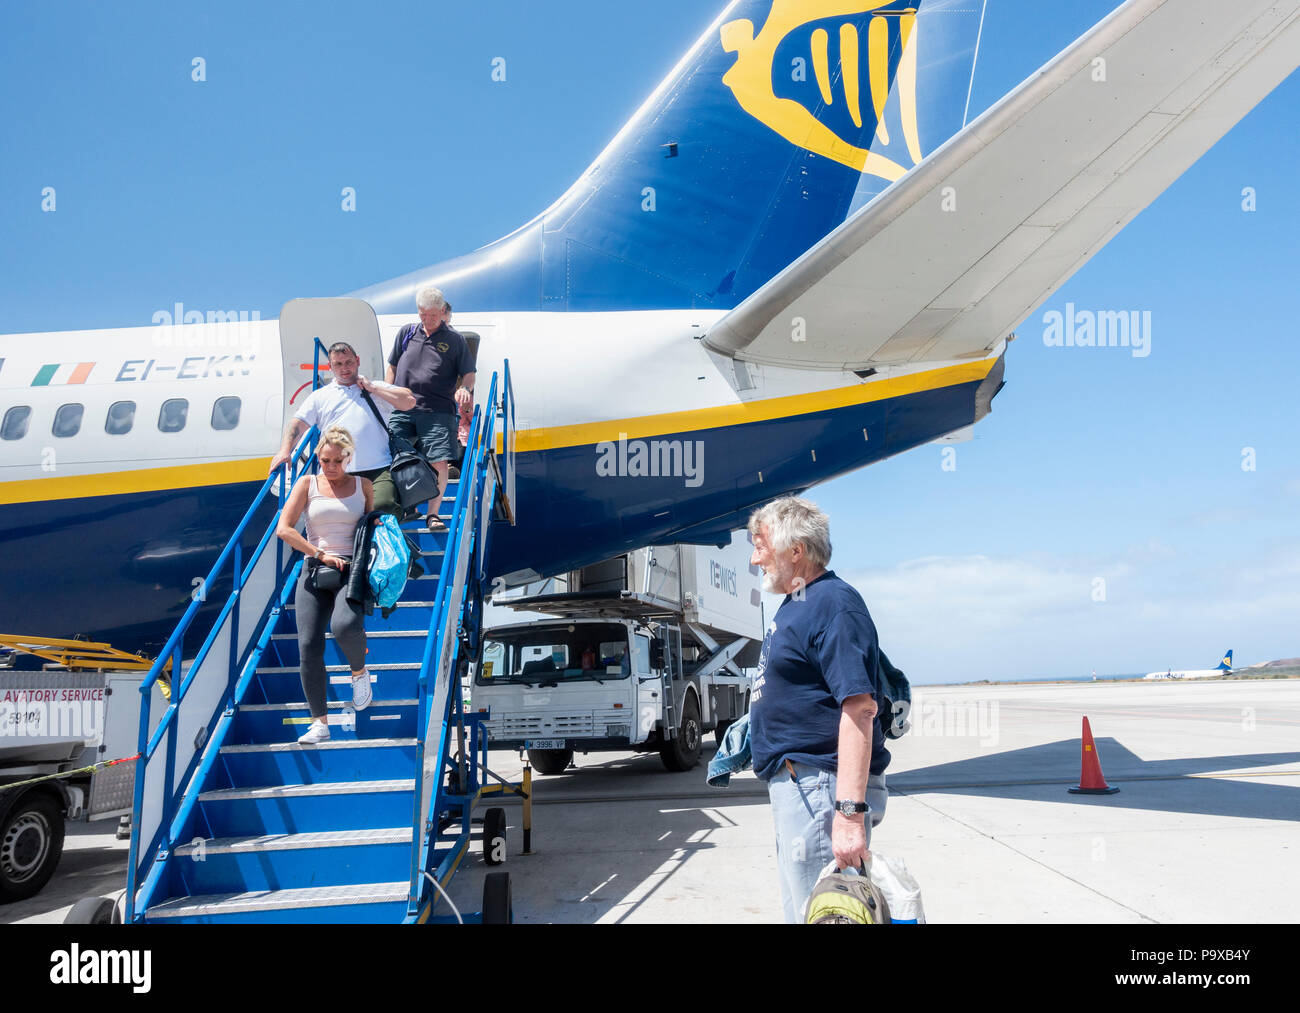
[721,1,924,180]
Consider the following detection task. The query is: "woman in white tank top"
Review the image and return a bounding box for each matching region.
[276,426,374,744]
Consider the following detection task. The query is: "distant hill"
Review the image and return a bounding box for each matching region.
[1233,659,1300,679]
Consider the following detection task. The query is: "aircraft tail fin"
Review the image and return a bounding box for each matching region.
[357,0,986,315]
[1217,650,1233,672]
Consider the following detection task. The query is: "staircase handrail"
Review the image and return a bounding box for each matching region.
[125,338,331,920]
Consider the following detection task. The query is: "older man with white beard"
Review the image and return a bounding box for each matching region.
[747,496,890,923]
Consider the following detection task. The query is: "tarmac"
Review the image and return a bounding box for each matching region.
[5,677,1298,924]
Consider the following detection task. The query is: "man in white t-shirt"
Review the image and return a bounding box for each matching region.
[269,342,415,516]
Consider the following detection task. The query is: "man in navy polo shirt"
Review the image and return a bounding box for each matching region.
[385,284,476,532]
[747,496,889,923]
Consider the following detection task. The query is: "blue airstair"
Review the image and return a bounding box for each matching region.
[123,361,518,924]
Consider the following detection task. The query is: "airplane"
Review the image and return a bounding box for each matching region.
[2,0,1298,661]
[1144,650,1235,681]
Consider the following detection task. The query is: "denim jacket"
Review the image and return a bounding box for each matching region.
[706,712,751,787]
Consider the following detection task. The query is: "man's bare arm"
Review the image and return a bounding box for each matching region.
[268,418,308,475]
[359,376,415,411]
[455,371,477,407]
[837,693,876,805]
[831,692,877,870]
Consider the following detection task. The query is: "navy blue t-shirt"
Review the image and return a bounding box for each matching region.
[389,322,475,414]
[749,571,891,782]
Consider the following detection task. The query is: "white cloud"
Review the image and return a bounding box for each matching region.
[818,543,1300,683]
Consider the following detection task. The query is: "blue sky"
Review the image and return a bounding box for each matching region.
[3,1,1297,681]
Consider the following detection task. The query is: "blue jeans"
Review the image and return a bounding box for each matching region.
[767,761,888,924]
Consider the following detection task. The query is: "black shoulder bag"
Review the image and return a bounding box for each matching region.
[359,383,441,510]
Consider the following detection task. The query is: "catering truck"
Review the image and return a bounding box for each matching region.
[474,537,763,774]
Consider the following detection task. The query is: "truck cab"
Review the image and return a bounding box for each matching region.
[473,539,761,774]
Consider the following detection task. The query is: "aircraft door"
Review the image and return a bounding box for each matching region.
[277,298,384,427]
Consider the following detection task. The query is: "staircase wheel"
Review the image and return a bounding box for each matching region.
[482,872,512,924]
[65,896,121,924]
[483,807,507,865]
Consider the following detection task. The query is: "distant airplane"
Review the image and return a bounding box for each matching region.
[1144,650,1234,681]
[3,0,1299,657]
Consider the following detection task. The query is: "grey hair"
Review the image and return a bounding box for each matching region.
[747,496,832,569]
[416,285,446,312]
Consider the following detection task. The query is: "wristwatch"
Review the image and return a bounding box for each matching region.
[833,800,871,816]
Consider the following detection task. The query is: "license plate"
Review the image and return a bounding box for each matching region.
[526,739,566,750]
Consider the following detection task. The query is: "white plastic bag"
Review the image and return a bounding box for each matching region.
[868,854,926,923]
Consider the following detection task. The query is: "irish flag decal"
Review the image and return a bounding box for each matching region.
[32,362,96,386]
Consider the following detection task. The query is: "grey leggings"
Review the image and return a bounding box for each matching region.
[295,566,367,717]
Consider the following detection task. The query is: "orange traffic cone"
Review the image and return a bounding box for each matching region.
[1068,716,1120,795]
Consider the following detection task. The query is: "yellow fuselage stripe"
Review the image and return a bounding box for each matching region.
[1,359,994,505]
[511,358,994,453]
[0,457,271,506]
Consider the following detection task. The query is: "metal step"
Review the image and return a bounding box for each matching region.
[236,699,418,712]
[229,698,418,743]
[199,779,414,802]
[284,601,439,611]
[255,662,420,675]
[145,881,410,922]
[220,737,417,754]
[271,631,428,640]
[216,737,420,792]
[249,666,420,705]
[175,826,411,857]
[196,779,416,836]
[256,638,429,670]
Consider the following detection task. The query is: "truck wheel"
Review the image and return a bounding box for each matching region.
[527,748,573,775]
[0,794,65,903]
[660,694,702,772]
[714,719,733,749]
[483,807,507,865]
[482,871,512,924]
[65,896,121,924]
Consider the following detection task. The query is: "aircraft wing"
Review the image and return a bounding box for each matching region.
[703,0,1300,370]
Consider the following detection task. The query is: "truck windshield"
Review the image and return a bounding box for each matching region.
[478,624,632,685]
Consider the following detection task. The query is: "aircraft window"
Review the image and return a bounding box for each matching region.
[2,406,32,441]
[52,403,84,438]
[106,401,136,435]
[211,396,241,431]
[158,398,189,433]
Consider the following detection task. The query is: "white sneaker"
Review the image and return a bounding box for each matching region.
[351,670,373,711]
[298,719,330,745]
